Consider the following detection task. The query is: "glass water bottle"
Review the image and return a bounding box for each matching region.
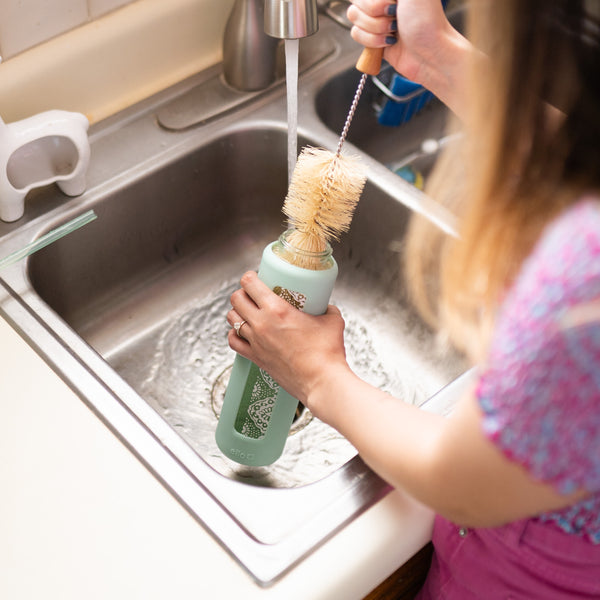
[215,229,338,466]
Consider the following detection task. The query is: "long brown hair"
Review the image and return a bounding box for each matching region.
[405,0,600,361]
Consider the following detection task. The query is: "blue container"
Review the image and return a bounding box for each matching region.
[376,75,434,126]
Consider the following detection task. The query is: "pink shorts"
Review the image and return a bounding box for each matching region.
[416,515,600,599]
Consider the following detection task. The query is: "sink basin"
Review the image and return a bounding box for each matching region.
[27,124,461,489]
[0,12,466,586]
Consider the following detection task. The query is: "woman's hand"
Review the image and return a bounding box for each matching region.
[226,271,352,420]
[347,0,472,118]
[348,0,449,82]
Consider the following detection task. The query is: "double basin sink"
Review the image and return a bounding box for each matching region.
[0,12,467,585]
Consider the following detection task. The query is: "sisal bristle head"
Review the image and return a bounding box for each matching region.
[283,146,367,252]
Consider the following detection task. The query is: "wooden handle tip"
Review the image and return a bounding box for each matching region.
[356,47,384,76]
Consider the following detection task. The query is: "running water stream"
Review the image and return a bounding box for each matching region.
[285,39,299,184]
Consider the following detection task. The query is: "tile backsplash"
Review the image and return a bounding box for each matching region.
[0,0,135,60]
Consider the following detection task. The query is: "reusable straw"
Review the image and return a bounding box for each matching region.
[0,210,97,270]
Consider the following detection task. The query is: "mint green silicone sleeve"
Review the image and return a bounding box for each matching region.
[215,241,338,467]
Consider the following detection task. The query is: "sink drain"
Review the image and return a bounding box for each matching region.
[211,364,313,435]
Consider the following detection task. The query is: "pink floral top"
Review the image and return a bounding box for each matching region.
[476,198,600,543]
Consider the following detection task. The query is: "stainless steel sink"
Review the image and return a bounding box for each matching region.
[0,11,466,586]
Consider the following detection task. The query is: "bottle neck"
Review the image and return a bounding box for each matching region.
[272,229,334,271]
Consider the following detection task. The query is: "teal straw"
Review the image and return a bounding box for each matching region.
[0,210,97,270]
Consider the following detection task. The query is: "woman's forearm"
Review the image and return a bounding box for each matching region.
[307,363,587,528]
[307,363,449,508]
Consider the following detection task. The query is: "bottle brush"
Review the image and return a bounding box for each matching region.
[282,146,367,261]
[279,41,384,261]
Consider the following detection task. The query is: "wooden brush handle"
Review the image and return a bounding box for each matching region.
[356,47,384,76]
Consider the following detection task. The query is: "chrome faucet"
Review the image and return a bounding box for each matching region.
[222,0,319,91]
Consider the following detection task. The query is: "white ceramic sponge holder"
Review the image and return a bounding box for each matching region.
[0,110,90,222]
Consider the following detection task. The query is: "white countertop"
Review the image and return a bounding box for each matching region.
[0,316,435,599]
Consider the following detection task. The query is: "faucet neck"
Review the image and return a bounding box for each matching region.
[264,0,319,39]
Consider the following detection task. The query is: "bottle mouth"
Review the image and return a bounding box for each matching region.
[278,228,332,258]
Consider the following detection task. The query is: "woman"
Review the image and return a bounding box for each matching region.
[226,0,600,597]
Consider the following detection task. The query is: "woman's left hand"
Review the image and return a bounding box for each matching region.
[226,271,349,415]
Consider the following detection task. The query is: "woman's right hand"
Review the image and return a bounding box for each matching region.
[347,0,471,117]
